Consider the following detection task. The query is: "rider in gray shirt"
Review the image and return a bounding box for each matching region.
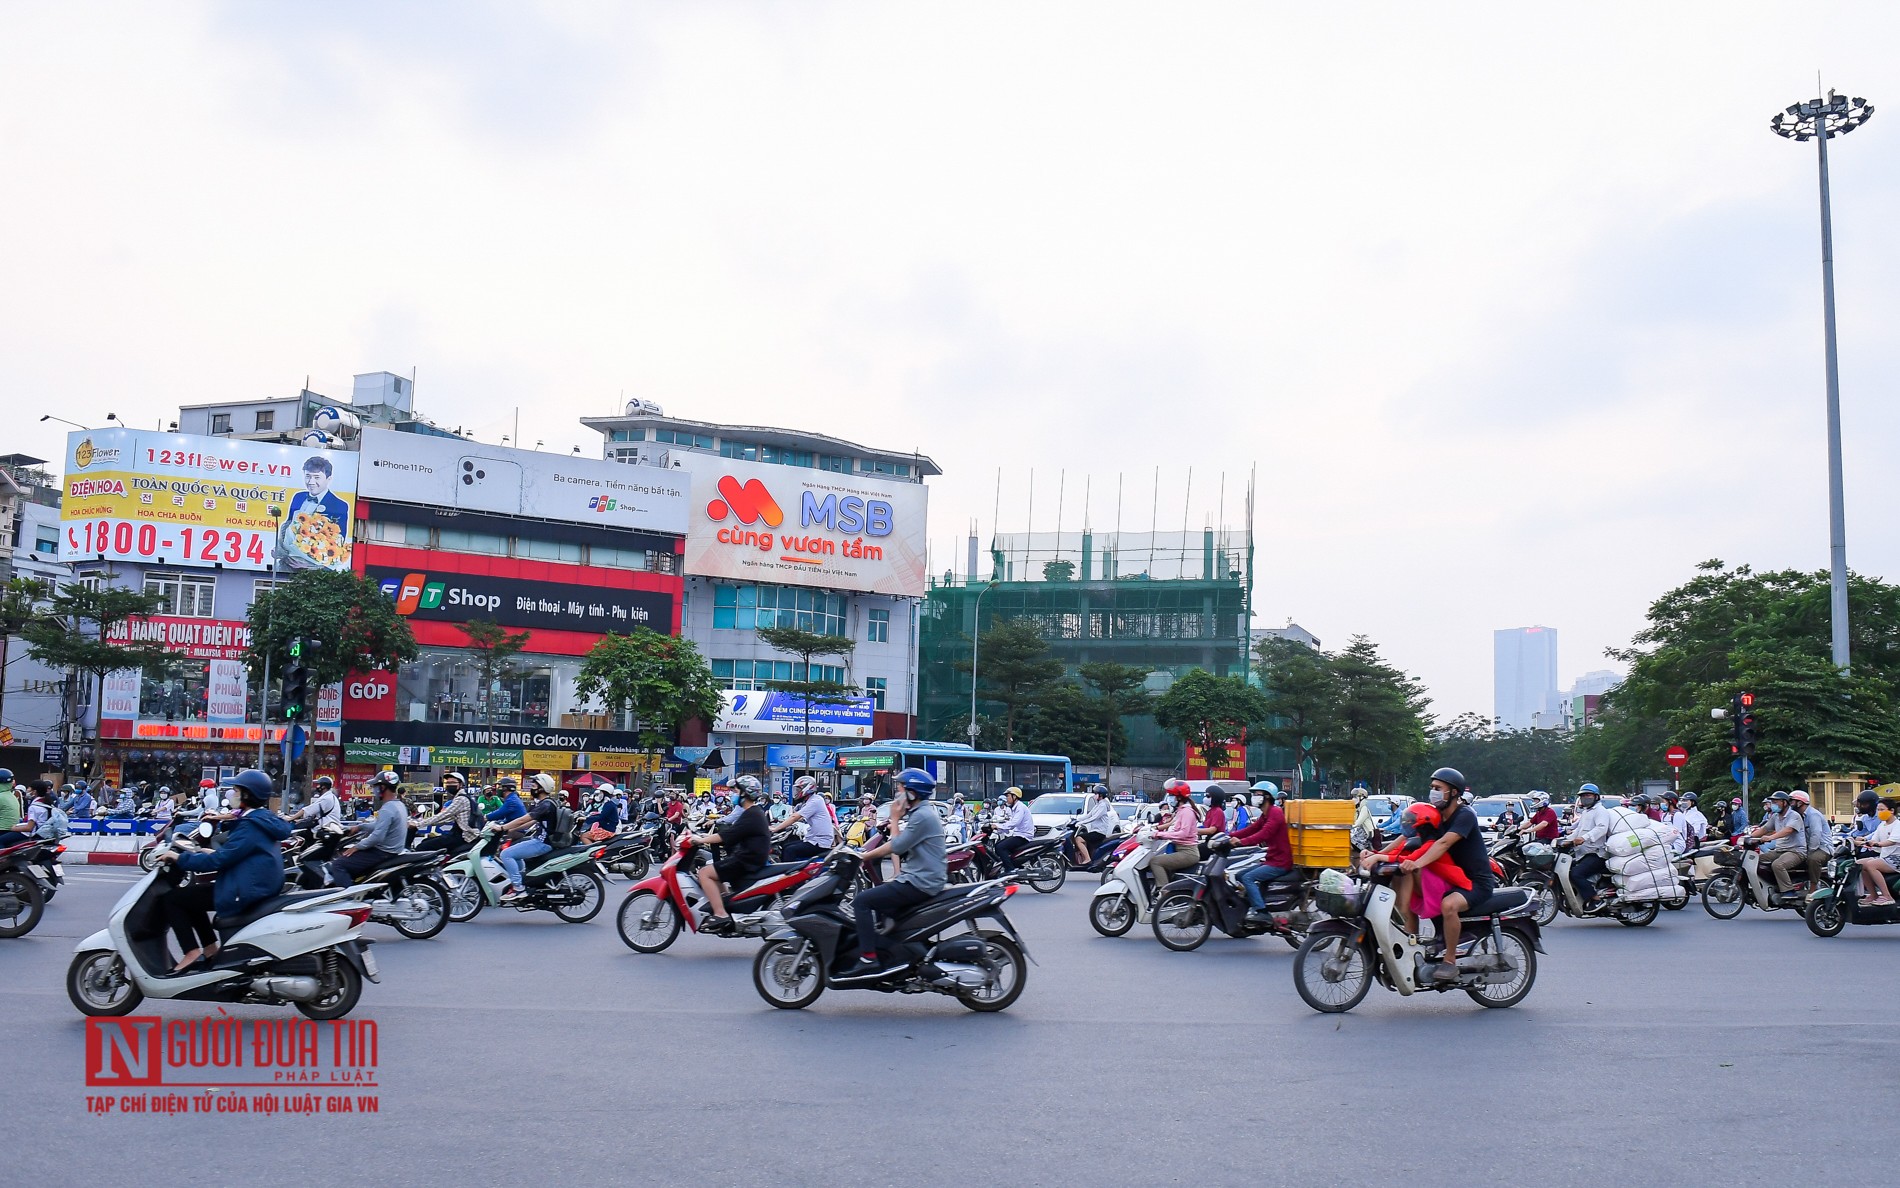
[839,768,948,982]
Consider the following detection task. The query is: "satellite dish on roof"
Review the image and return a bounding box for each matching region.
[624,398,665,417]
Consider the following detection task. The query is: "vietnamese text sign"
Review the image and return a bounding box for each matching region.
[357,427,689,534]
[677,454,927,597]
[713,690,873,739]
[106,616,253,661]
[60,429,357,573]
[206,660,249,725]
[366,566,673,635]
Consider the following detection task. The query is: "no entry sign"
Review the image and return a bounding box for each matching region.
[1664,745,1689,768]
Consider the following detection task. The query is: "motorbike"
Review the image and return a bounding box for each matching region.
[1088,829,1168,937]
[598,827,663,882]
[14,836,66,905]
[139,815,202,872]
[1292,862,1543,1014]
[1060,821,1124,873]
[1150,836,1317,951]
[442,826,608,924]
[284,824,452,940]
[1550,849,1668,926]
[66,822,379,1020]
[1700,840,1818,919]
[1802,834,1893,937]
[1489,832,1560,926]
[972,824,1067,893]
[0,837,49,938]
[616,835,823,953]
[752,851,1032,1013]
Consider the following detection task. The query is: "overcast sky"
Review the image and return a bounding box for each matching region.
[6,3,1899,720]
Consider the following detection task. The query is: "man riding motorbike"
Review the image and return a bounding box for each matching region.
[772,775,837,861]
[414,772,485,855]
[1517,791,1561,843]
[1753,790,1810,897]
[839,767,947,982]
[1555,782,1613,903]
[1230,786,1293,925]
[484,776,527,826]
[152,770,291,972]
[496,774,563,902]
[329,771,409,888]
[994,786,1036,871]
[296,775,345,833]
[1391,768,1492,982]
[686,776,771,933]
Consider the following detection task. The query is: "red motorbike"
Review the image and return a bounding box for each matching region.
[614,834,822,953]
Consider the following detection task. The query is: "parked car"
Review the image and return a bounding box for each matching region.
[1470,796,1529,838]
[1027,792,1088,834]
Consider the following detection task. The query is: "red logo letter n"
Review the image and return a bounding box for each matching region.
[86,1018,161,1086]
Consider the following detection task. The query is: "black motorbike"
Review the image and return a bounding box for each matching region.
[972,824,1067,893]
[599,827,661,881]
[752,852,1032,1013]
[287,825,452,940]
[1151,836,1316,951]
[0,836,48,938]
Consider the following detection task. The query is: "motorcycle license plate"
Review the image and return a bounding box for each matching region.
[361,948,380,980]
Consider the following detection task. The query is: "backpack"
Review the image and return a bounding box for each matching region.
[547,804,578,849]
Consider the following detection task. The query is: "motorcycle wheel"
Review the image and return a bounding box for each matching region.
[1292,931,1372,1014]
[1026,856,1066,894]
[138,844,160,873]
[955,933,1028,1013]
[1464,929,1537,1009]
[0,871,45,938]
[390,880,451,940]
[1805,896,1847,938]
[295,959,364,1021]
[551,871,606,924]
[443,870,483,922]
[623,854,651,883]
[1700,874,1744,920]
[67,951,143,1016]
[753,938,826,1009]
[1613,900,1659,927]
[1662,897,1686,910]
[1523,881,1558,927]
[616,890,682,953]
[1088,892,1135,937]
[1151,892,1212,952]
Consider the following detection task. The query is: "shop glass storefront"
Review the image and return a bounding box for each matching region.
[392,649,575,728]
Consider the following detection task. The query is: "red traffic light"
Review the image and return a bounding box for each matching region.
[1740,692,1755,708]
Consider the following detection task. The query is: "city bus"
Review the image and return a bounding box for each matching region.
[831,741,1072,806]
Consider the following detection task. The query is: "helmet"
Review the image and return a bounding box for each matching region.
[494,776,517,791]
[1790,789,1811,806]
[894,768,936,801]
[219,769,275,807]
[1251,780,1279,795]
[1577,782,1601,797]
[199,778,216,789]
[1662,790,1679,802]
[1857,790,1879,810]
[1679,792,1698,807]
[1162,778,1189,794]
[314,775,334,790]
[530,772,558,797]
[1767,790,1791,803]
[156,785,172,796]
[1403,803,1442,835]
[1529,791,1550,808]
[0,768,12,782]
[1088,783,1109,798]
[442,771,466,786]
[793,775,822,799]
[1429,767,1468,793]
[1629,794,1649,808]
[1005,786,1024,800]
[370,771,402,792]
[734,775,763,798]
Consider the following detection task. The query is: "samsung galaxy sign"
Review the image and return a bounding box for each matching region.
[682,455,926,597]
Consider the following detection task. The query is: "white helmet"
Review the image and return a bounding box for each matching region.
[530,772,558,797]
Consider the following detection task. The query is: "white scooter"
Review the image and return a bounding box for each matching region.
[1551,850,1667,927]
[1088,828,1167,937]
[66,822,380,1020]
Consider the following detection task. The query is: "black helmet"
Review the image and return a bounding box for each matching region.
[1679,792,1698,807]
[1429,767,1468,794]
[1088,783,1109,798]
[1857,790,1879,810]
[0,768,13,782]
[894,767,937,801]
[1629,793,1649,808]
[220,769,275,808]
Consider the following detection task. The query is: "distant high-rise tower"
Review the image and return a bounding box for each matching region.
[1494,626,1559,731]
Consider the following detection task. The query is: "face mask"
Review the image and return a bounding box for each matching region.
[1428,789,1448,806]
[1881,810,1894,822]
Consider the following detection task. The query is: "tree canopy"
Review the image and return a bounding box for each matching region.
[246,568,418,688]
[574,628,723,750]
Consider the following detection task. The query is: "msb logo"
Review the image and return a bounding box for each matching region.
[705,475,783,528]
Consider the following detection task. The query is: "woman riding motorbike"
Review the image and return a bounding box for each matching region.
[1147,782,1202,893]
[152,770,293,972]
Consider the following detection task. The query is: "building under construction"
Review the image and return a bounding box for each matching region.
[918,525,1254,778]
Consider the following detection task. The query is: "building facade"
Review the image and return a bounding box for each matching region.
[1494,625,1559,731]
[0,454,72,777]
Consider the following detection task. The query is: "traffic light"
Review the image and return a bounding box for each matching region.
[1730,691,1758,758]
[283,664,310,721]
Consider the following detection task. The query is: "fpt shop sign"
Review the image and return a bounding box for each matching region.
[367,568,674,634]
[678,455,927,597]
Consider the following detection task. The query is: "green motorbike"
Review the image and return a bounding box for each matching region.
[442,827,607,925]
[1805,839,1900,938]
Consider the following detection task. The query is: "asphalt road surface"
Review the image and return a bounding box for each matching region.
[7,869,1889,1186]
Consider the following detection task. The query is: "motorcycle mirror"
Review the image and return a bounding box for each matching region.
[195,821,215,841]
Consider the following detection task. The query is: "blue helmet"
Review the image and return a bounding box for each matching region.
[220,769,276,807]
[1577,782,1601,798]
[894,768,936,801]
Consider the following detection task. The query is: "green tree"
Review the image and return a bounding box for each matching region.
[937,711,1005,751]
[1022,682,1127,767]
[755,625,859,767]
[1078,661,1153,783]
[575,628,723,751]
[1041,559,1076,582]
[1431,712,1579,796]
[461,619,533,771]
[1152,668,1270,771]
[1254,636,1342,796]
[1323,636,1431,793]
[21,579,173,775]
[954,619,1063,749]
[246,568,418,690]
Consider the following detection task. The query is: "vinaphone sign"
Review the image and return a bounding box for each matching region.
[679,456,927,597]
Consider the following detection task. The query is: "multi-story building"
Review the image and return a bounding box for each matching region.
[582,402,936,790]
[1494,626,1559,731]
[0,453,72,777]
[176,371,462,444]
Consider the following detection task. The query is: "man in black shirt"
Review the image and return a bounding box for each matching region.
[686,778,771,933]
[1399,768,1495,983]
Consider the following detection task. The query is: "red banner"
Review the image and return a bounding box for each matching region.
[1185,735,1247,781]
[105,616,252,661]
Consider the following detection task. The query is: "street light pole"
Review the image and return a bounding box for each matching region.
[255,505,283,767]
[966,581,998,744]
[1772,89,1874,673]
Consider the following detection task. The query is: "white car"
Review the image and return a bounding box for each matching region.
[1027,792,1088,834]
[1469,797,1528,838]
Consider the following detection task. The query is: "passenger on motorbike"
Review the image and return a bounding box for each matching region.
[0,769,27,843]
[1557,783,1613,902]
[1753,791,1810,896]
[152,770,291,972]
[773,775,837,861]
[329,771,409,888]
[581,783,622,843]
[1072,786,1120,865]
[1853,797,1900,906]
[1199,790,1229,840]
[686,777,771,933]
[1671,792,1709,850]
[1147,783,1202,893]
[840,767,947,982]
[1850,790,1882,838]
[414,773,485,854]
[1231,789,1293,925]
[1792,790,1835,889]
[995,787,1036,871]
[1394,769,1492,981]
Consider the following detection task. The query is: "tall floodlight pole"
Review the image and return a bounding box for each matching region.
[967,581,998,743]
[1771,89,1874,673]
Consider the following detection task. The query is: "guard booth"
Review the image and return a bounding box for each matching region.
[1807,771,1872,821]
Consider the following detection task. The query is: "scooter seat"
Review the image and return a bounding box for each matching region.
[1460,887,1531,919]
[214,889,343,938]
[522,845,589,871]
[752,860,814,881]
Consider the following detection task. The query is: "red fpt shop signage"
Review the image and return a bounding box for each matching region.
[365,566,673,634]
[105,616,253,661]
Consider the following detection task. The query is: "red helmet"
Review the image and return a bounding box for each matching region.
[1403,803,1442,834]
[199,779,216,789]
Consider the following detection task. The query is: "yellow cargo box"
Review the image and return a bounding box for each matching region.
[1285,798,1354,869]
